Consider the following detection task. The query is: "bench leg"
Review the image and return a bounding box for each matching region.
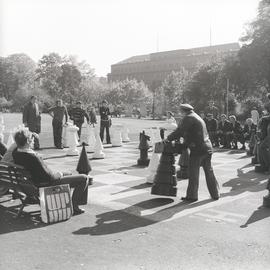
[16,204,25,218]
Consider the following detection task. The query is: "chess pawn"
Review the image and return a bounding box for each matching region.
[111,124,123,147]
[92,128,105,159]
[66,124,79,156]
[122,125,130,142]
[86,125,96,153]
[6,131,15,148]
[76,142,93,185]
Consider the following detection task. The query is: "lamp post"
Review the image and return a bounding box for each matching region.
[226,78,229,118]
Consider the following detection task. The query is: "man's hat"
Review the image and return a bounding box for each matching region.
[206,113,213,117]
[76,101,82,104]
[180,104,194,111]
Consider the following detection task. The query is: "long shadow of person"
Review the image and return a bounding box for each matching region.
[240,206,270,228]
[72,198,212,236]
[222,166,268,197]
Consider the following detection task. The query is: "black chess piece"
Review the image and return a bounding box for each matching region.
[151,142,177,197]
[76,142,93,185]
[137,131,150,166]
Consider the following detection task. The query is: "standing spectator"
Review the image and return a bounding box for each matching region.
[228,115,245,150]
[205,101,219,120]
[23,95,41,150]
[69,101,90,140]
[87,106,97,127]
[48,99,68,149]
[217,114,232,148]
[251,107,260,126]
[165,104,219,202]
[99,100,111,144]
[205,113,218,147]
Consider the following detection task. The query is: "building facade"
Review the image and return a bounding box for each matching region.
[108,43,240,89]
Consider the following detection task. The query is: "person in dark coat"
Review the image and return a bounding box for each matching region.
[23,96,41,150]
[217,114,232,148]
[205,113,218,147]
[228,115,245,150]
[12,129,89,215]
[99,100,111,144]
[205,101,219,120]
[87,106,97,127]
[165,104,219,202]
[0,141,7,159]
[68,101,90,140]
[48,99,68,149]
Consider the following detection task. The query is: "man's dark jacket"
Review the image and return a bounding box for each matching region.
[23,102,41,133]
[167,111,212,155]
[217,120,232,133]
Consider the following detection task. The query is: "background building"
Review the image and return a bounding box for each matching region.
[108,43,240,89]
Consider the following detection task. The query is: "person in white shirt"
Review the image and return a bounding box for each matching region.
[251,107,260,126]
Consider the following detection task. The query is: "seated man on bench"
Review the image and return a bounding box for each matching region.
[12,129,89,215]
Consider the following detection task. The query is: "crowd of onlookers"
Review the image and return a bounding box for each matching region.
[199,101,261,154]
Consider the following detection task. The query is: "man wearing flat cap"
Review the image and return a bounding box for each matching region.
[165,103,219,202]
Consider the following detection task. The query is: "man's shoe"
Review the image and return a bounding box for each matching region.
[181,197,198,202]
[73,208,85,216]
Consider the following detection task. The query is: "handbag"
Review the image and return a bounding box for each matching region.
[154,142,164,153]
[39,184,73,224]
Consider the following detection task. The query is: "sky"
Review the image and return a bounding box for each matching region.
[0,0,260,77]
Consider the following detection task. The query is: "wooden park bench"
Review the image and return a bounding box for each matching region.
[0,161,41,217]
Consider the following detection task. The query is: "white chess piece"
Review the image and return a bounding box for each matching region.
[111,124,123,147]
[92,128,105,159]
[62,123,69,148]
[86,125,96,152]
[0,124,4,143]
[66,124,79,156]
[122,124,130,142]
[146,151,160,184]
[6,131,15,148]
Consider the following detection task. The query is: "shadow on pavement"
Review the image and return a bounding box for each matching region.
[240,206,270,228]
[72,198,212,236]
[0,204,46,235]
[222,167,268,196]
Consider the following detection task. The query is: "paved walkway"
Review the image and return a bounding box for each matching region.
[0,142,269,270]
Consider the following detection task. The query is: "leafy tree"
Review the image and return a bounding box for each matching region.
[240,0,270,90]
[104,79,151,107]
[36,53,63,97]
[0,54,36,100]
[57,64,82,103]
[160,69,190,113]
